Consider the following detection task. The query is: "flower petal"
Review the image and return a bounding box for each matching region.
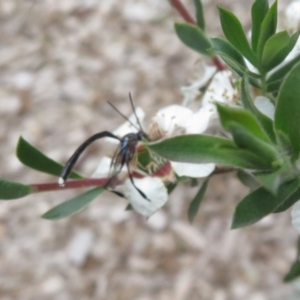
[291,200,300,233]
[202,71,237,106]
[185,104,216,134]
[92,156,112,177]
[171,161,215,178]
[181,63,217,106]
[150,105,193,138]
[254,96,275,120]
[124,177,168,217]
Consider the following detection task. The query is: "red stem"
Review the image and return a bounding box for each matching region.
[30,178,110,193]
[170,0,196,24]
[170,0,225,71]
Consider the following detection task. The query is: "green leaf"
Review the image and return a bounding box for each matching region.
[218,6,257,67]
[42,187,104,220]
[227,122,280,167]
[256,0,277,60]
[0,178,33,200]
[237,170,260,190]
[210,38,246,67]
[174,22,211,55]
[251,0,269,52]
[16,137,82,179]
[194,0,205,30]
[284,261,300,282]
[217,103,271,143]
[147,135,274,170]
[188,178,209,223]
[254,172,281,194]
[261,31,300,71]
[267,53,300,92]
[274,61,300,160]
[274,185,300,213]
[240,77,276,142]
[209,37,248,77]
[232,177,300,228]
[208,40,260,87]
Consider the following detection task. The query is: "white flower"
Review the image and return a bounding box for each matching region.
[201,70,238,107]
[180,62,217,106]
[291,200,300,233]
[149,70,238,179]
[123,177,168,217]
[150,105,194,138]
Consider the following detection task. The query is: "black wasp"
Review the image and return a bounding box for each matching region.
[58,93,149,200]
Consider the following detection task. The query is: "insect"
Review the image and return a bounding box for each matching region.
[58,94,150,201]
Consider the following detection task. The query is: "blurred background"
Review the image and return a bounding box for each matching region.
[0,0,299,299]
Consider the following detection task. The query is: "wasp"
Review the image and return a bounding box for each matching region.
[58,94,149,200]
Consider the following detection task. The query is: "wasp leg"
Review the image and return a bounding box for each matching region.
[126,162,150,202]
[111,190,125,198]
[59,131,120,186]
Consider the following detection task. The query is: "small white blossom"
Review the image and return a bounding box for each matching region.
[150,105,194,138]
[202,70,238,107]
[123,177,168,217]
[180,63,217,106]
[184,104,215,134]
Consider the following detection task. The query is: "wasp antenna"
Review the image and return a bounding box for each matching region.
[128,93,144,132]
[107,101,140,131]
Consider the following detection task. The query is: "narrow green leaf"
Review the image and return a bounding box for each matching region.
[284,260,300,282]
[188,178,209,223]
[251,0,269,52]
[147,135,274,170]
[237,170,260,190]
[254,162,293,194]
[42,187,104,220]
[257,0,277,60]
[227,122,280,167]
[194,0,205,30]
[240,77,276,142]
[274,185,300,213]
[174,22,211,55]
[261,31,290,70]
[217,104,271,143]
[218,6,257,67]
[0,178,33,200]
[267,53,300,92]
[210,38,246,67]
[209,40,260,87]
[16,137,82,179]
[262,31,300,71]
[232,177,300,228]
[254,172,281,194]
[275,61,300,160]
